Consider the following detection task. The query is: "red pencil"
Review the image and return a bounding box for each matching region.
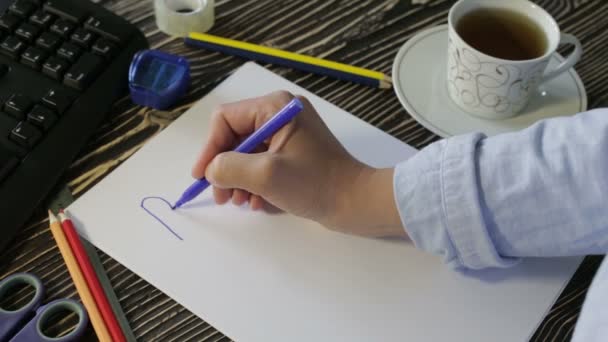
[59,210,126,342]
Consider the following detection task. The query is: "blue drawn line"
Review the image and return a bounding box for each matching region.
[140,196,184,240]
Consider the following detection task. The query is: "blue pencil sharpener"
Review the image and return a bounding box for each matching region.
[128,49,190,110]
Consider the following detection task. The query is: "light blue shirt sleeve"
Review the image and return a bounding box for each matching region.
[393,108,608,341]
[394,108,608,268]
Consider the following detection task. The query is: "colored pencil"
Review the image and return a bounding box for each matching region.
[49,210,112,342]
[82,239,138,342]
[60,210,126,342]
[185,32,392,89]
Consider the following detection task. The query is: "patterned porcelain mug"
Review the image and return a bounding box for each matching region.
[447,0,582,119]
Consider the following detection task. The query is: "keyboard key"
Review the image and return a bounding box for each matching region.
[36,31,61,50]
[57,41,80,62]
[91,38,116,59]
[27,104,56,130]
[44,0,88,23]
[0,64,9,78]
[0,115,27,157]
[9,0,36,18]
[42,55,68,80]
[0,149,18,183]
[0,13,21,33]
[21,46,47,69]
[10,121,42,148]
[29,10,55,28]
[84,16,126,43]
[70,28,96,48]
[4,94,33,119]
[42,88,72,114]
[50,19,74,37]
[15,22,41,42]
[64,52,103,90]
[0,36,26,59]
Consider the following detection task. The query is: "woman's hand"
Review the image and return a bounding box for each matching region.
[192,91,407,238]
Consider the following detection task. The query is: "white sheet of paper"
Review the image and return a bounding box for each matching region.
[69,62,582,342]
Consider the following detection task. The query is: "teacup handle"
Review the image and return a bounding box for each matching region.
[542,33,582,83]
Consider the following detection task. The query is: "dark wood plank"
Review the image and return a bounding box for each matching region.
[1,0,605,341]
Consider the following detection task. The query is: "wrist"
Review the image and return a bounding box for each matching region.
[330,162,407,238]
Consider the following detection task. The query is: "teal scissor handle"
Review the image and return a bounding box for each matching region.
[10,299,89,342]
[0,273,89,342]
[0,273,45,341]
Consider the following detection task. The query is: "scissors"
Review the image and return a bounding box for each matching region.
[0,273,88,342]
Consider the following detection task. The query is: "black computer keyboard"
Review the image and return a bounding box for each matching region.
[0,0,148,251]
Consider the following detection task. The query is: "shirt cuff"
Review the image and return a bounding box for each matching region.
[394,133,519,270]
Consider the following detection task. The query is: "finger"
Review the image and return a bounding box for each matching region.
[267,118,297,153]
[192,91,295,179]
[267,95,309,153]
[250,195,265,210]
[223,90,296,135]
[206,151,278,197]
[192,109,239,179]
[232,189,250,206]
[213,187,232,204]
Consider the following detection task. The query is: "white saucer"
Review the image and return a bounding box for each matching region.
[392,25,587,137]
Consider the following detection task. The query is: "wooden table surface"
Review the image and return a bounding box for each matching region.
[1,0,606,340]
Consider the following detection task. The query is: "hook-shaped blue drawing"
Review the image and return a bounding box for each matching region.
[140,196,184,240]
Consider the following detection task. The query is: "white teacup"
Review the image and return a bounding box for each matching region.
[446,0,582,119]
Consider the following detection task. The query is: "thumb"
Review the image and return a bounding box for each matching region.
[205,151,277,195]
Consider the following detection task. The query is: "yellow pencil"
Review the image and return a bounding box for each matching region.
[186,32,392,89]
[49,210,112,342]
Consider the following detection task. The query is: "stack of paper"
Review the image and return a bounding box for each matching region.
[69,62,581,342]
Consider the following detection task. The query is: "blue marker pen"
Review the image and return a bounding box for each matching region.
[173,97,304,209]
